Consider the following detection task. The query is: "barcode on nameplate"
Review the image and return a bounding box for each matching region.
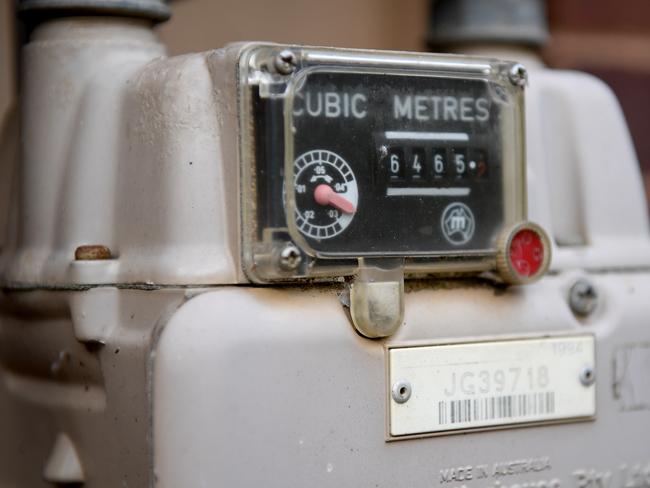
[438,391,556,426]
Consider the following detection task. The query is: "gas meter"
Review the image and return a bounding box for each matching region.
[2,3,650,488]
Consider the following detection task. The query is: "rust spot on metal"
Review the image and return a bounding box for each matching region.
[74,245,112,261]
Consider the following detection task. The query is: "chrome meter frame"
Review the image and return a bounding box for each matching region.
[239,44,527,284]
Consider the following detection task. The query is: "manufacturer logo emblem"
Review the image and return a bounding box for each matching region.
[441,202,475,245]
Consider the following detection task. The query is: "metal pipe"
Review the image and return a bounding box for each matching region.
[17,0,171,23]
[428,0,548,49]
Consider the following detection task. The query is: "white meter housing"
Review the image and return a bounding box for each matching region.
[1,21,650,488]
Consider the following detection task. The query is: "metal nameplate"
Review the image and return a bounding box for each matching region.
[387,335,596,439]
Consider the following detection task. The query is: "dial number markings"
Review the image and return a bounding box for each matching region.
[293,149,358,240]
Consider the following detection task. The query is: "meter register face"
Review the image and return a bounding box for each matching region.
[288,70,507,256]
[239,46,526,282]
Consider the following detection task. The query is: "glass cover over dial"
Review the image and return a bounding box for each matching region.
[240,45,526,281]
[283,69,522,258]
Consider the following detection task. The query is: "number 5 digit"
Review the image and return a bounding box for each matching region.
[455,153,465,174]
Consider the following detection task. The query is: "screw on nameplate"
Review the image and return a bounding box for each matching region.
[580,366,596,386]
[392,380,412,404]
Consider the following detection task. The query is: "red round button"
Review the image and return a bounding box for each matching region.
[509,229,544,277]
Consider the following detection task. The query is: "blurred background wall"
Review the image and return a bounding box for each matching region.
[543,0,650,199]
[1,0,16,123]
[1,0,649,197]
[157,0,430,55]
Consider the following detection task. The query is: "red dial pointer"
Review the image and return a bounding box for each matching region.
[314,184,356,214]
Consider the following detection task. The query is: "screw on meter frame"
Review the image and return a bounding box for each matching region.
[292,149,359,240]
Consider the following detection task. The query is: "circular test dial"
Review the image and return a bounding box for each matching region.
[293,149,358,240]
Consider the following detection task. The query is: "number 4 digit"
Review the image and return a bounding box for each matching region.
[412,153,422,173]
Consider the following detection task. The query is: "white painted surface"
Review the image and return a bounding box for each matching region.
[152,272,650,486]
[525,70,650,268]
